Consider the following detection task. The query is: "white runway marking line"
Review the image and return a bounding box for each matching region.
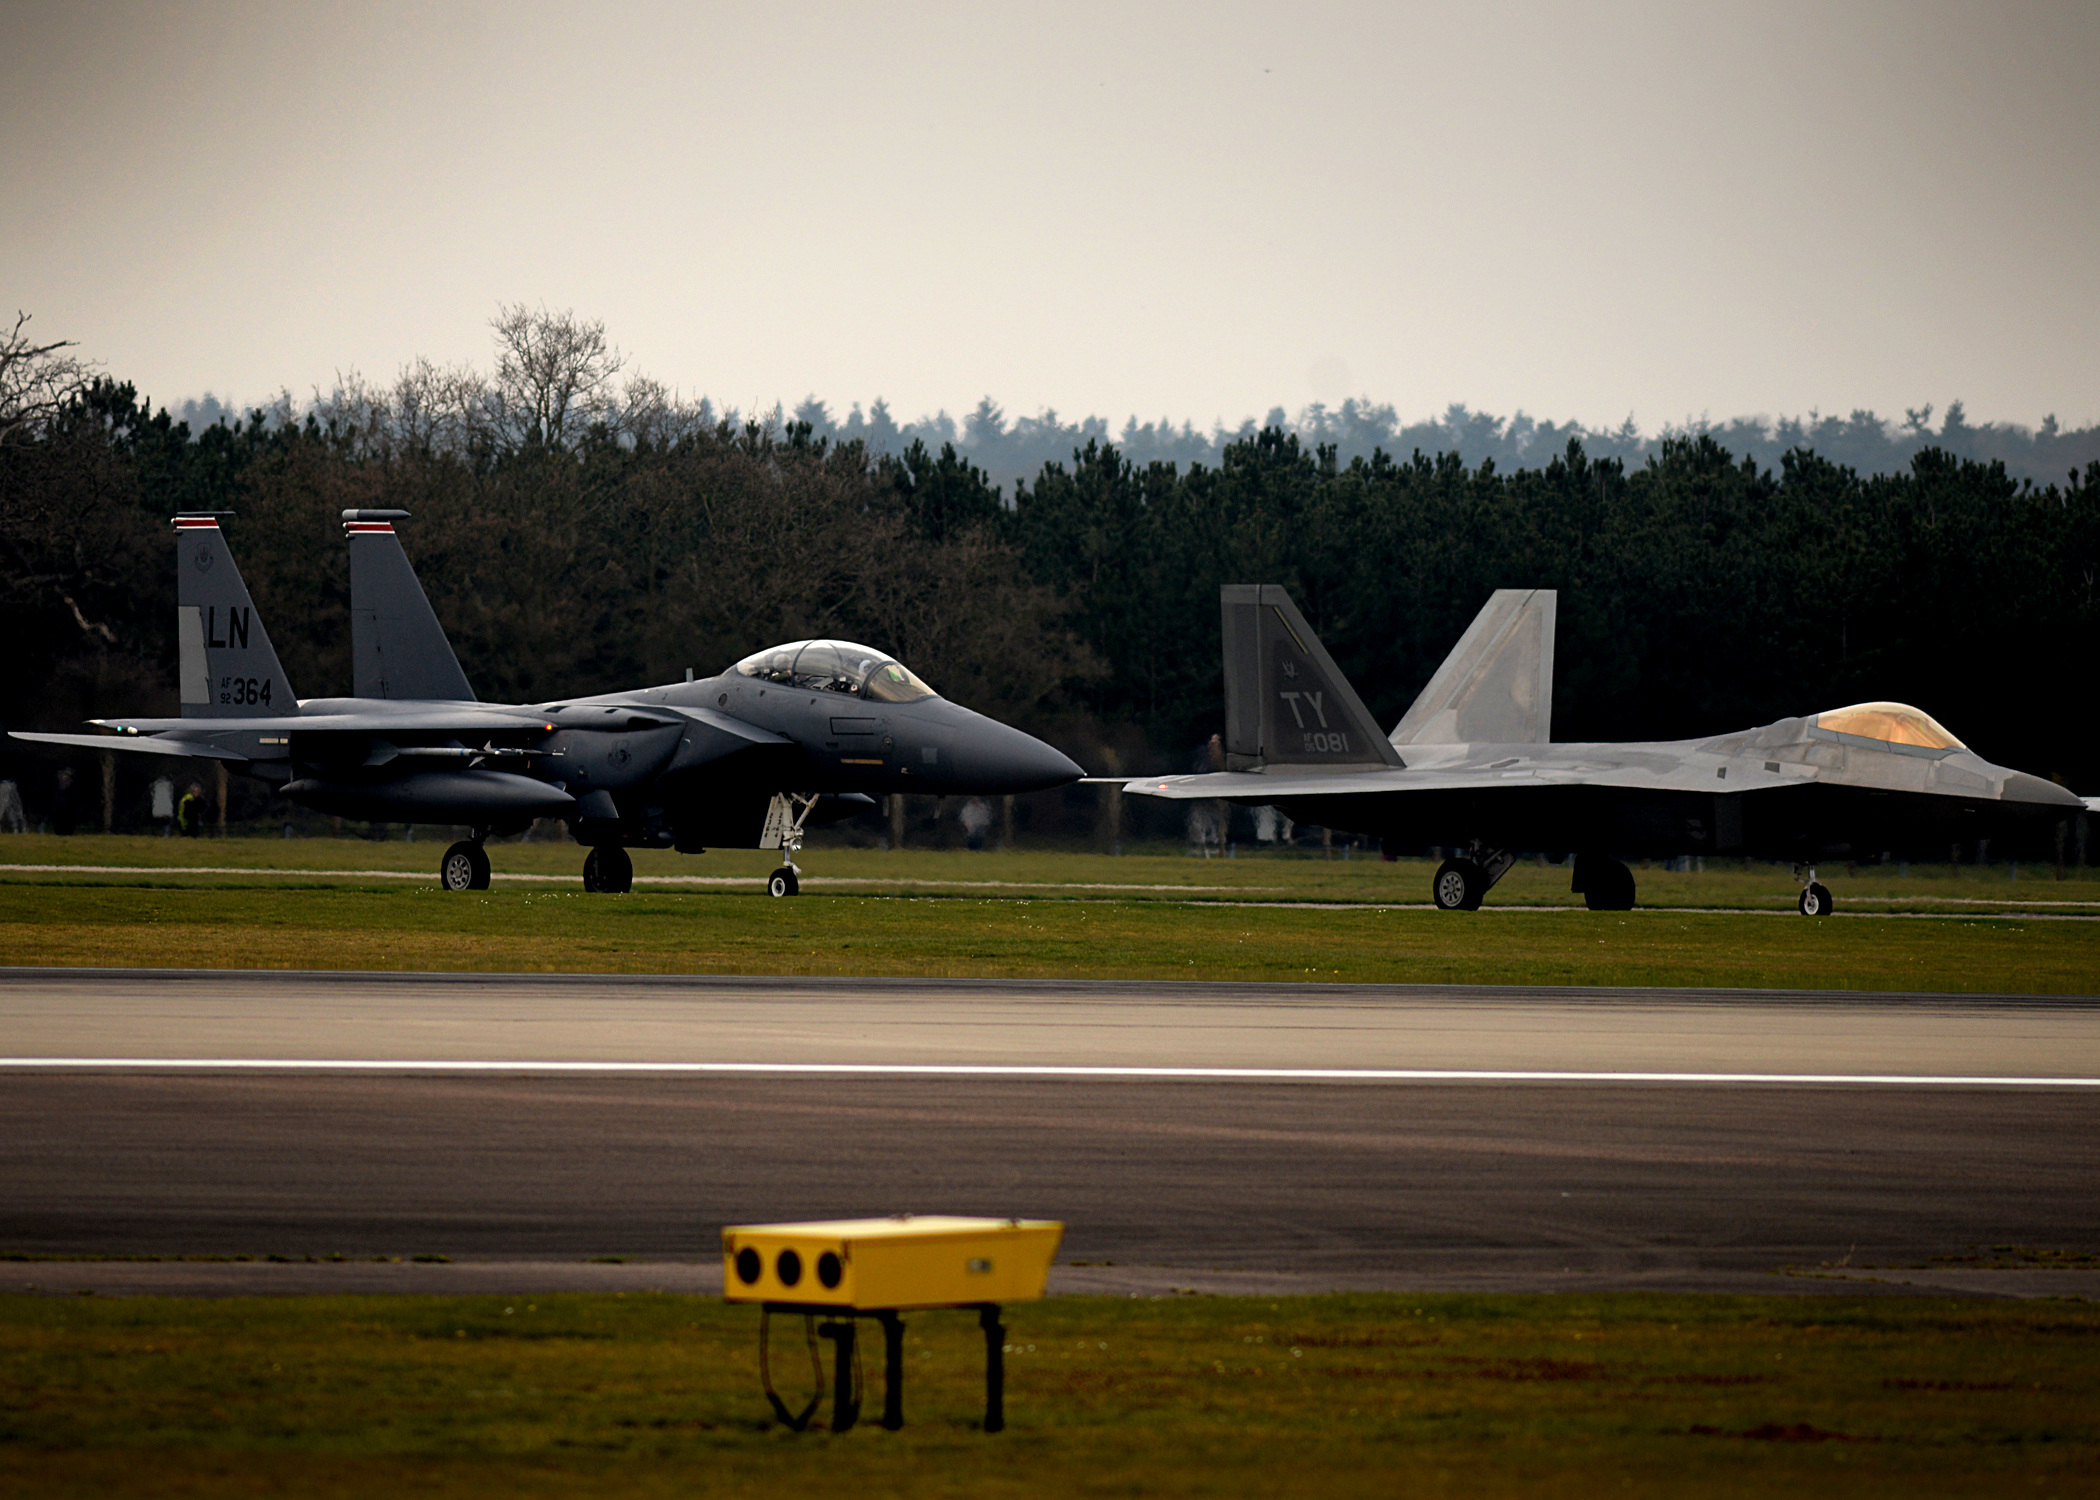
[1,1059,2096,1087]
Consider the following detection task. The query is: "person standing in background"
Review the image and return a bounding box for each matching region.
[1186,734,1228,856]
[176,782,203,837]
[50,767,78,836]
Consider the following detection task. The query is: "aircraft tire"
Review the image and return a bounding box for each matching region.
[1797,881,1834,917]
[583,846,633,894]
[1581,857,1636,911]
[1432,858,1485,911]
[767,867,800,898]
[440,840,490,892]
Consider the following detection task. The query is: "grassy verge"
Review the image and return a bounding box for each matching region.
[5,836,2095,990]
[5,834,2099,912]
[1,880,2096,990]
[1,1292,2094,1498]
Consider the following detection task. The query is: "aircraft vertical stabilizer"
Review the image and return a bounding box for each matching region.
[1221,585,1403,771]
[345,511,477,702]
[173,513,298,717]
[1391,589,1556,745]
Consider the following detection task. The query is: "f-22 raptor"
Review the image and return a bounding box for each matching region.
[1123,584,2086,915]
[13,511,1081,893]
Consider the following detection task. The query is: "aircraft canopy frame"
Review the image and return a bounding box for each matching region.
[1809,701,1965,758]
[733,640,937,703]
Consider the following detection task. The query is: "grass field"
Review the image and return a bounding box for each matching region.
[3,836,2096,990]
[6,832,2098,911]
[2,1291,2094,1498]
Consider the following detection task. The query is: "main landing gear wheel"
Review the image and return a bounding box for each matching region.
[1432,858,1486,911]
[582,846,633,894]
[1798,881,1834,917]
[440,840,490,891]
[767,866,800,898]
[1578,855,1636,911]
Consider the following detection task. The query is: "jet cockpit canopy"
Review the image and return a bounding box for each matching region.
[1814,701,1965,750]
[733,639,937,703]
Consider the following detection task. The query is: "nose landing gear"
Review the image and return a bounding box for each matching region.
[1793,864,1834,916]
[763,792,820,897]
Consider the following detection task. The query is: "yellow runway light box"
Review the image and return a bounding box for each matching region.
[722,1214,1062,1309]
[721,1215,1064,1433]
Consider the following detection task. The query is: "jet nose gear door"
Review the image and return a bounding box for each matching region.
[760,792,822,896]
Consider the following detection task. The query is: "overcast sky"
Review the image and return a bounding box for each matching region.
[8,0,2098,431]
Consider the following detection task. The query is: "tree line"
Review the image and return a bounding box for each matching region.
[6,308,2098,812]
[761,394,2100,500]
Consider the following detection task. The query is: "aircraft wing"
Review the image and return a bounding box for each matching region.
[83,708,560,736]
[13,706,566,767]
[9,730,251,761]
[1120,754,1795,802]
[18,703,798,771]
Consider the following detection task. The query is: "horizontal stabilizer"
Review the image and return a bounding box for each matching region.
[1391,589,1556,745]
[346,511,476,702]
[1220,585,1402,771]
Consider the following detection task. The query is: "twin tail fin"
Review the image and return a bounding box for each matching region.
[1391,589,1556,746]
[1218,583,1559,768]
[1220,585,1402,771]
[344,511,476,702]
[173,514,297,717]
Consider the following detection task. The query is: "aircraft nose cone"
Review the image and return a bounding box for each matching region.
[2000,771,2084,810]
[948,715,1083,793]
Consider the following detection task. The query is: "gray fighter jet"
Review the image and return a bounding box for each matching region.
[1122,585,2084,914]
[13,511,1081,894]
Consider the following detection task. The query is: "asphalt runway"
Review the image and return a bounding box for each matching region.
[3,969,2097,1298]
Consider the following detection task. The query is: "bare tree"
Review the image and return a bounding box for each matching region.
[0,312,96,446]
[489,303,624,452]
[316,307,696,460]
[387,356,494,454]
[620,372,713,449]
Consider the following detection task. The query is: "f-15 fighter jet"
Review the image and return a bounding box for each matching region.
[13,511,1081,894]
[1122,585,2085,915]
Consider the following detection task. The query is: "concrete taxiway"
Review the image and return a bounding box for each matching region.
[2,969,2095,1298]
